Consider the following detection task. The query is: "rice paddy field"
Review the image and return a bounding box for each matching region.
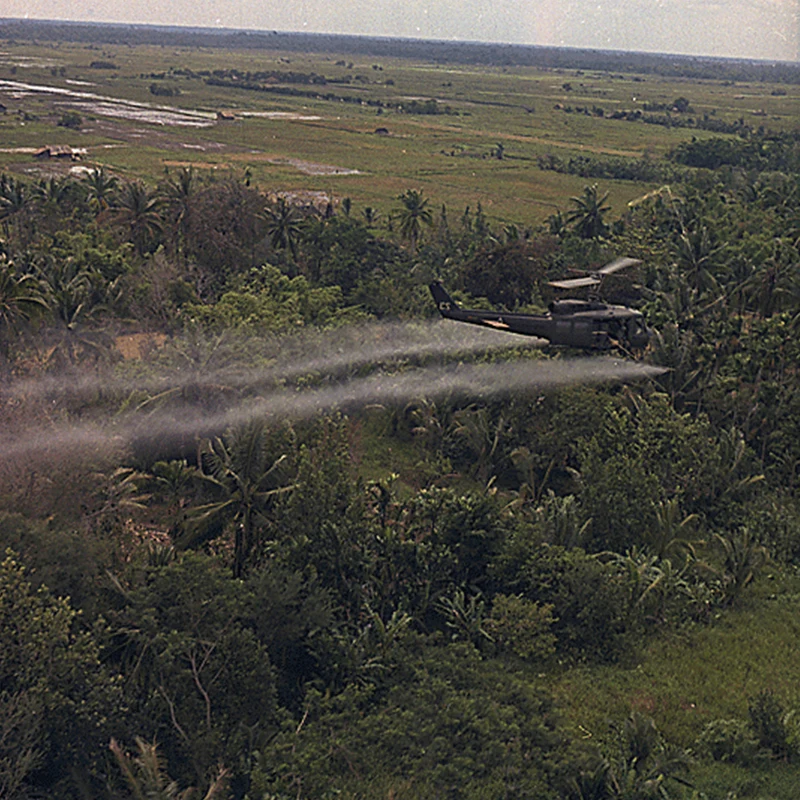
[2,35,799,228]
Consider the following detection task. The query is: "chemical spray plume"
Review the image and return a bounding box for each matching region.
[3,320,541,403]
[0,356,665,463]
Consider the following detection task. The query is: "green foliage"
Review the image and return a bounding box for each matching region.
[110,737,228,799]
[179,420,294,577]
[748,690,793,761]
[0,552,121,797]
[435,587,491,645]
[576,394,719,551]
[3,39,800,799]
[270,418,369,613]
[493,544,634,663]
[713,528,768,606]
[567,184,611,240]
[251,640,566,800]
[262,196,303,260]
[670,133,800,172]
[183,264,367,333]
[486,593,558,662]
[395,188,433,255]
[459,236,553,308]
[696,718,761,765]
[0,253,47,368]
[56,110,82,129]
[108,552,280,787]
[0,513,113,615]
[564,712,692,799]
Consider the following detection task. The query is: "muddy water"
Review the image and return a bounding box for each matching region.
[0,78,216,126]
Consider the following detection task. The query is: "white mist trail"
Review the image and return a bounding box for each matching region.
[0,356,665,462]
[5,320,541,403]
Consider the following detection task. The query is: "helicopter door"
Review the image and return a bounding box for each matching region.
[625,318,648,348]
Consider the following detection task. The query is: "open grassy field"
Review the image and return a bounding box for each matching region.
[546,567,800,798]
[2,37,799,228]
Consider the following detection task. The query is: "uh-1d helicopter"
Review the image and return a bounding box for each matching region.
[430,257,651,352]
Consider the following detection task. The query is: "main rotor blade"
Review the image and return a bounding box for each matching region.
[597,257,642,276]
[549,276,601,289]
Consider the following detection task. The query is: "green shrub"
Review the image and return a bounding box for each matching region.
[56,111,82,129]
[749,690,793,760]
[696,718,761,764]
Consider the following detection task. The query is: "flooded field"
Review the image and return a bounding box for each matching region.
[65,100,214,127]
[0,78,216,127]
[265,156,361,176]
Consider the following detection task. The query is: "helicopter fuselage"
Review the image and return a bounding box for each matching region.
[430,282,650,350]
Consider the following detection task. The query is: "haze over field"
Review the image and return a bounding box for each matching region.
[3,0,798,62]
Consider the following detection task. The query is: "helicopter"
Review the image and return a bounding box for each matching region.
[430,257,651,351]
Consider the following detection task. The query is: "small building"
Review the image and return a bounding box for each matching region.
[34,145,79,160]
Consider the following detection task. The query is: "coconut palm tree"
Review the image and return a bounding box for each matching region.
[115,181,164,256]
[0,255,47,372]
[31,176,76,236]
[38,257,115,366]
[178,421,293,577]
[83,166,119,216]
[395,188,433,256]
[0,175,33,247]
[160,166,196,260]
[567,184,610,239]
[262,196,302,261]
[362,206,380,226]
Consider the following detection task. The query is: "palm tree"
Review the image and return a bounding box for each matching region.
[83,166,119,216]
[115,181,164,256]
[567,184,610,239]
[674,222,724,298]
[362,206,380,226]
[38,257,115,366]
[160,166,196,260]
[31,176,74,236]
[0,175,32,246]
[395,188,433,256]
[32,175,72,205]
[262,196,302,260]
[179,421,293,577]
[0,255,47,372]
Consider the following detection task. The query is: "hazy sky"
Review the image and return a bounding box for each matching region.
[4,0,799,61]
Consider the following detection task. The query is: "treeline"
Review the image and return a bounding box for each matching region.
[4,20,800,83]
[670,130,800,171]
[537,152,683,182]
[204,77,452,114]
[538,129,800,184]
[557,103,760,136]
